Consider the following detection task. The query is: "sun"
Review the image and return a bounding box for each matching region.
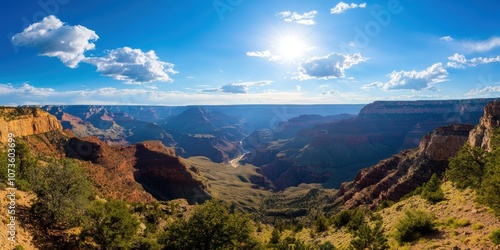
[275,34,309,62]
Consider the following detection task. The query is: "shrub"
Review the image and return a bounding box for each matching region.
[421,174,445,203]
[315,215,329,233]
[331,208,367,232]
[490,229,500,245]
[446,144,486,190]
[394,210,435,243]
[318,241,336,250]
[159,199,255,250]
[472,222,484,230]
[80,200,139,249]
[270,228,281,244]
[350,220,389,250]
[30,158,93,228]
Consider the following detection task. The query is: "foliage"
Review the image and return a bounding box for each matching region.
[394,210,435,243]
[30,158,93,228]
[446,144,487,190]
[318,241,336,250]
[331,208,367,232]
[350,220,389,250]
[315,215,329,233]
[420,173,445,203]
[490,229,500,245]
[159,199,255,250]
[0,142,38,191]
[80,200,140,249]
[270,228,281,244]
[270,236,311,250]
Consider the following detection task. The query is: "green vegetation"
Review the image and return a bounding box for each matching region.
[159,199,256,249]
[80,200,139,249]
[350,220,388,250]
[490,229,500,245]
[331,208,368,232]
[30,158,94,228]
[446,128,500,216]
[420,173,445,203]
[394,210,435,243]
[315,215,329,233]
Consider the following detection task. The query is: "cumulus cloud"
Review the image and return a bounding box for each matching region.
[465,86,500,97]
[447,53,500,68]
[246,50,282,62]
[361,81,383,90]
[276,10,317,25]
[84,47,177,84]
[331,2,367,14]
[463,37,500,52]
[0,83,55,96]
[378,63,448,91]
[11,15,99,68]
[439,36,454,42]
[295,52,368,80]
[202,81,273,94]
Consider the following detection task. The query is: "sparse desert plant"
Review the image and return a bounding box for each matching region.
[394,210,435,243]
[420,173,445,203]
[490,229,500,245]
[331,208,367,232]
[472,222,484,230]
[350,220,389,250]
[315,215,329,233]
[318,241,336,250]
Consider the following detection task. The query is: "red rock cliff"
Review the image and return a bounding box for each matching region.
[0,107,62,143]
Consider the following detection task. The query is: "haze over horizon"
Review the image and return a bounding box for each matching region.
[1,0,499,105]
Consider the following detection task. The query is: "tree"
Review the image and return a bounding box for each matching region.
[269,228,281,245]
[446,144,487,189]
[80,200,140,249]
[350,220,388,250]
[30,158,93,228]
[159,199,255,250]
[315,215,329,233]
[421,173,445,203]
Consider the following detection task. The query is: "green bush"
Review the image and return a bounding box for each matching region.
[421,174,445,203]
[490,229,500,245]
[159,199,255,250]
[318,241,336,250]
[331,208,367,232]
[394,210,435,243]
[80,200,139,249]
[350,220,388,250]
[315,215,329,233]
[446,144,486,190]
[30,158,93,228]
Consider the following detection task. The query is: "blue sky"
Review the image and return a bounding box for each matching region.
[0,0,499,105]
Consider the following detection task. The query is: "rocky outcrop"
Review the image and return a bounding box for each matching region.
[468,100,500,151]
[65,137,209,204]
[0,107,62,143]
[333,124,474,210]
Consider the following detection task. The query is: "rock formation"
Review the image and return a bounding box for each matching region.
[468,100,500,151]
[333,124,474,210]
[0,107,62,143]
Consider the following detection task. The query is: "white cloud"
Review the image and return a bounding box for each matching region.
[447,53,500,68]
[202,81,273,94]
[84,47,177,84]
[11,15,99,68]
[295,52,368,80]
[465,86,500,97]
[331,2,367,14]
[0,83,55,96]
[361,81,383,90]
[463,37,500,52]
[379,63,448,91]
[321,89,338,95]
[276,10,318,25]
[246,50,282,62]
[439,36,454,42]
[296,85,302,91]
